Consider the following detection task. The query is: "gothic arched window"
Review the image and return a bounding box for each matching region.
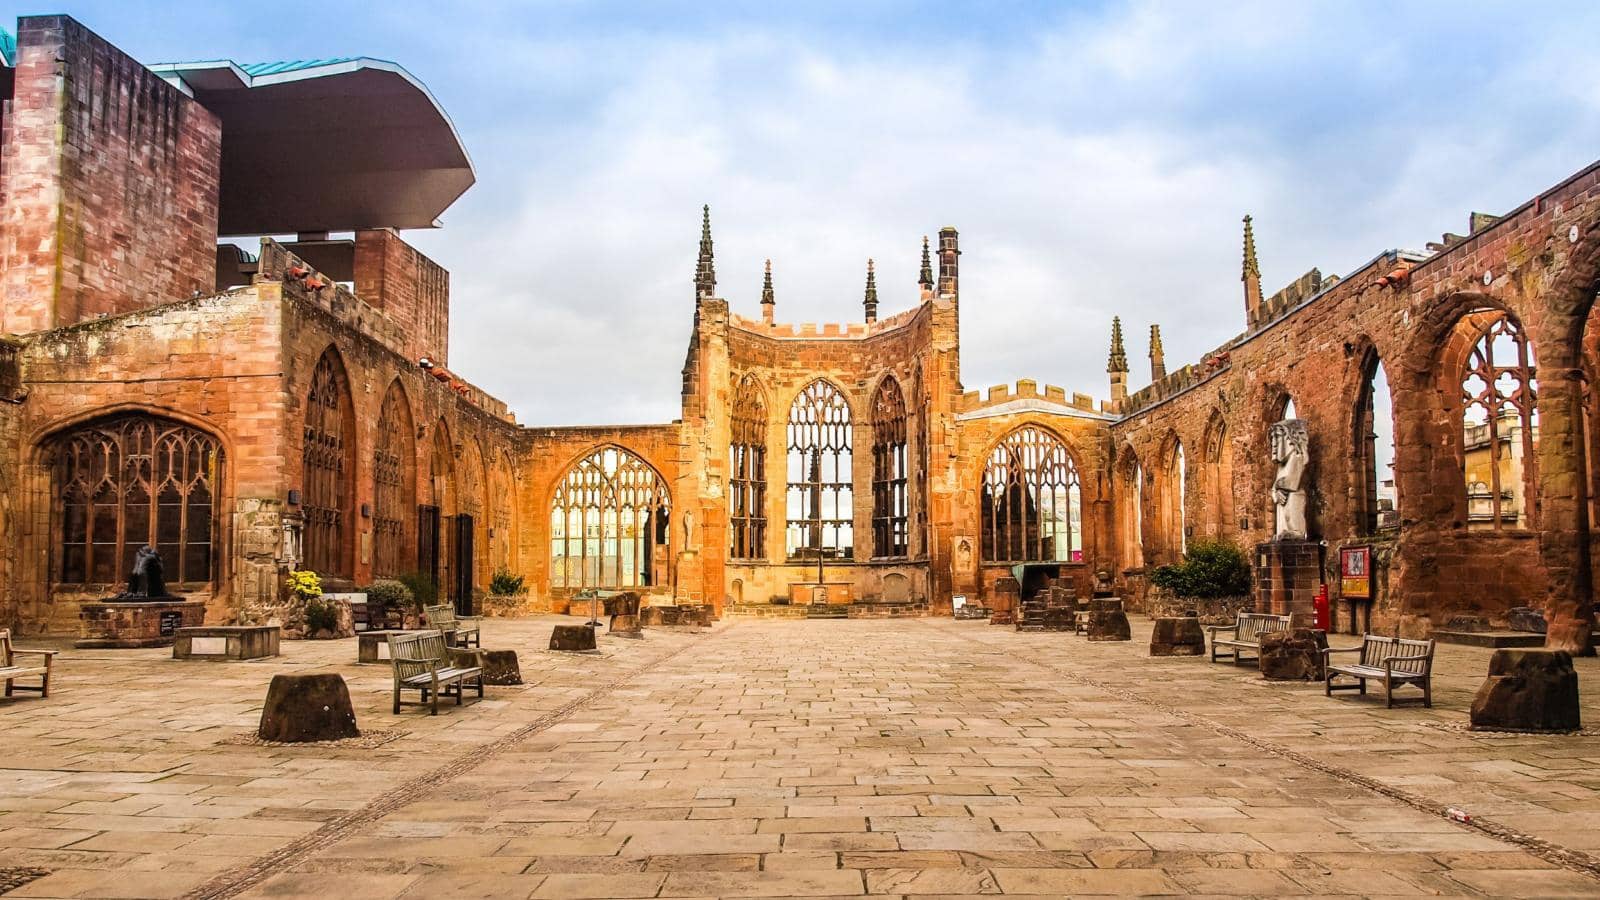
[302,350,353,576]
[981,426,1081,563]
[1459,310,1538,530]
[729,377,768,559]
[52,414,223,585]
[550,446,669,589]
[1203,414,1234,537]
[372,382,415,577]
[785,380,853,560]
[871,376,909,558]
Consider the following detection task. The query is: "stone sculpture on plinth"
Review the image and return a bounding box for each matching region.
[110,545,183,602]
[1257,419,1320,625]
[1270,420,1309,540]
[79,546,206,648]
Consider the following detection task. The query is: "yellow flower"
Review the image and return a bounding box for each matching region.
[286,569,323,599]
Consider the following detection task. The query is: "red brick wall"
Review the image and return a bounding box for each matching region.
[0,16,220,335]
[354,228,450,367]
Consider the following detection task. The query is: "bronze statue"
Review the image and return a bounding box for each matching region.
[111,546,182,602]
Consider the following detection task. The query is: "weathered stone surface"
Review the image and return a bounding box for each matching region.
[604,592,642,617]
[1149,616,1205,656]
[172,625,279,660]
[1470,649,1581,733]
[461,649,522,685]
[1506,606,1548,634]
[608,613,644,639]
[257,674,359,743]
[1258,628,1328,680]
[77,600,206,649]
[1086,598,1131,642]
[549,624,597,652]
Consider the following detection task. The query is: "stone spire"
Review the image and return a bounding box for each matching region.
[918,235,934,297]
[863,259,879,323]
[1242,214,1263,327]
[1107,316,1129,404]
[1149,324,1166,382]
[760,258,775,324]
[694,204,716,300]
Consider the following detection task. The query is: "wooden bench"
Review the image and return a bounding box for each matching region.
[387,631,483,715]
[423,604,482,648]
[1324,634,1435,708]
[1208,613,1291,665]
[2,628,59,699]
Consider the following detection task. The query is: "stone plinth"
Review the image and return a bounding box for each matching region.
[989,577,1020,626]
[1149,617,1205,656]
[642,605,712,627]
[477,650,523,685]
[550,624,597,652]
[1470,649,1581,733]
[77,600,207,648]
[1087,598,1131,642]
[609,613,644,639]
[1258,628,1328,680]
[258,674,359,742]
[1255,540,1322,626]
[604,592,642,616]
[358,629,422,664]
[173,625,279,660]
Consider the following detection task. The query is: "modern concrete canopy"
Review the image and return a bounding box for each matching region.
[150,58,475,235]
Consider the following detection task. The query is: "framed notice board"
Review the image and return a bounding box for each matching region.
[1339,546,1372,600]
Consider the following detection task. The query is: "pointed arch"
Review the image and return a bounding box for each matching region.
[372,380,416,578]
[980,425,1082,563]
[1115,444,1144,570]
[302,347,355,576]
[785,379,854,560]
[1453,307,1539,530]
[490,449,517,576]
[871,375,909,558]
[1202,410,1234,537]
[729,375,769,559]
[549,445,671,590]
[1158,433,1187,559]
[1354,346,1398,534]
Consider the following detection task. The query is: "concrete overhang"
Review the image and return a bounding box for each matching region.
[149,57,475,236]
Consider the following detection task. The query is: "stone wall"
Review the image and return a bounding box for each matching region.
[0,16,220,335]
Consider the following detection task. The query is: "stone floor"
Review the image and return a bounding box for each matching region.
[3,616,1600,898]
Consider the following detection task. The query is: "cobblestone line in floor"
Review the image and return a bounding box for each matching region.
[181,630,726,900]
[933,621,1600,885]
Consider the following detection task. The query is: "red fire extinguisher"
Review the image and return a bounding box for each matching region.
[1313,584,1330,632]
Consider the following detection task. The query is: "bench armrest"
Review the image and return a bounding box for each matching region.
[9,648,59,659]
[1323,646,1360,656]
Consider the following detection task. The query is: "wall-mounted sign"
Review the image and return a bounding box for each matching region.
[158,611,182,637]
[1339,546,1372,600]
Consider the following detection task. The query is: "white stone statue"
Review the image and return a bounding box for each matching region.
[1270,419,1310,540]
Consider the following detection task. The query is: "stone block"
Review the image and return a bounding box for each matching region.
[1470,648,1581,733]
[172,625,279,660]
[1258,627,1328,680]
[477,649,523,685]
[1506,606,1548,634]
[1087,598,1131,642]
[550,624,598,652]
[1149,617,1205,656]
[609,613,644,639]
[257,674,359,743]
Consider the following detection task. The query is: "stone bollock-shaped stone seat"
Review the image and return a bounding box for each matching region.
[1470,648,1581,733]
[1149,616,1206,656]
[549,624,598,652]
[257,673,359,743]
[1258,627,1328,680]
[1086,598,1131,642]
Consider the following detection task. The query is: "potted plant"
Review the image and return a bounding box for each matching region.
[285,569,340,638]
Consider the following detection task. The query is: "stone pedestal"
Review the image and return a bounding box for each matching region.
[258,674,359,742]
[77,600,207,648]
[549,624,597,652]
[1255,540,1322,626]
[609,613,644,639]
[603,592,642,616]
[1087,598,1131,642]
[173,626,279,660]
[1470,649,1581,732]
[989,577,1020,626]
[1149,617,1205,656]
[1258,628,1328,680]
[448,648,523,685]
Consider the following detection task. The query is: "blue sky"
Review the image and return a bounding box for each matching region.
[35,1,1600,424]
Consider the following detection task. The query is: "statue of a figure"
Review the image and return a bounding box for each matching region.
[111,545,182,602]
[1270,419,1310,540]
[681,509,695,550]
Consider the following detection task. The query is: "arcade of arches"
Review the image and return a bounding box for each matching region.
[3,117,1600,654]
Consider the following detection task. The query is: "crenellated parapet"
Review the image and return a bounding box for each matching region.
[955,379,1112,419]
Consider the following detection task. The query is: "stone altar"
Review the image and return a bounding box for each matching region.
[173,625,280,660]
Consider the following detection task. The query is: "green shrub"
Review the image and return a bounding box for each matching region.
[363,579,413,614]
[397,572,438,609]
[304,594,340,634]
[1149,539,1252,599]
[489,568,526,597]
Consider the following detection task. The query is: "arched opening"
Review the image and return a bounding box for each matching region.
[372,381,416,578]
[1116,447,1144,570]
[302,349,355,577]
[490,453,516,577]
[1355,352,1398,534]
[980,426,1082,563]
[871,376,909,559]
[1163,437,1187,558]
[549,446,670,590]
[1203,413,1234,537]
[48,413,224,587]
[420,422,456,598]
[785,380,853,561]
[1453,309,1538,530]
[729,376,768,560]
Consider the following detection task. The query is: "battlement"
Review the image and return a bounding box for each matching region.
[1120,349,1234,418]
[728,302,925,339]
[1250,268,1343,332]
[956,379,1107,417]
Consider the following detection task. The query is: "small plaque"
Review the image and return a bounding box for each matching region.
[191,636,228,655]
[159,611,182,637]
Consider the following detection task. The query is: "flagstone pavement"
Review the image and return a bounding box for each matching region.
[4,615,1600,898]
